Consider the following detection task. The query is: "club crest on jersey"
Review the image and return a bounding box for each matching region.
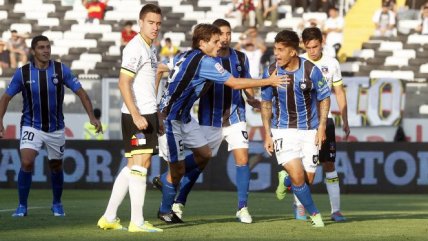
[300,81,307,90]
[52,73,59,85]
[236,65,242,72]
[215,62,225,74]
[321,66,329,74]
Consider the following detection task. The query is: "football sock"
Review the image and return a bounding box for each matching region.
[104,166,130,221]
[160,172,177,213]
[51,169,64,205]
[175,154,201,205]
[292,183,319,215]
[294,193,302,206]
[325,171,341,213]
[236,164,250,210]
[18,169,32,207]
[129,165,147,226]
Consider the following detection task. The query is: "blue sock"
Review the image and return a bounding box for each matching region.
[283,174,292,188]
[292,183,319,215]
[175,155,201,205]
[51,170,64,205]
[236,164,250,210]
[17,169,32,207]
[159,172,177,213]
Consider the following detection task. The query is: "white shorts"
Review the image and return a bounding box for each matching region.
[201,122,249,156]
[20,126,65,160]
[271,128,319,173]
[159,118,208,163]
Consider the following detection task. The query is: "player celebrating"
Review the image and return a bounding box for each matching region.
[157,23,287,223]
[275,27,350,222]
[0,35,102,217]
[261,29,330,227]
[154,19,259,223]
[96,4,163,232]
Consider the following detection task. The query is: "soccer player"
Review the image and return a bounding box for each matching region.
[261,29,331,227]
[96,4,163,232]
[0,35,102,217]
[155,19,259,223]
[156,23,286,223]
[276,27,350,222]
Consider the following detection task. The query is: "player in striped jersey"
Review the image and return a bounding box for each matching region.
[261,30,331,227]
[156,23,286,223]
[277,27,349,222]
[158,19,259,223]
[0,35,102,217]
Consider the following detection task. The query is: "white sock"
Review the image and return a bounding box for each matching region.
[325,171,340,213]
[129,165,147,227]
[294,193,302,206]
[104,166,130,222]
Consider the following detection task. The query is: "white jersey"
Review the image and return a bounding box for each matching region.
[120,34,158,115]
[301,53,342,117]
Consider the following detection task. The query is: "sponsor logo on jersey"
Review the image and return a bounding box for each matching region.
[215,62,225,74]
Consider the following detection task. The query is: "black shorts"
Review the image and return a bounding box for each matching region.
[319,118,336,163]
[121,113,159,157]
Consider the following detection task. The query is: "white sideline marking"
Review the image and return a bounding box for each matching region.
[0,206,47,212]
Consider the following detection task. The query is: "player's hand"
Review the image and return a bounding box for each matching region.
[342,122,350,141]
[315,126,326,151]
[247,97,261,109]
[157,111,165,135]
[268,69,289,88]
[0,122,4,138]
[90,118,103,134]
[132,115,148,130]
[264,134,274,156]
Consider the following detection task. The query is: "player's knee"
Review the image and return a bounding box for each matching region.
[21,161,34,172]
[49,159,63,172]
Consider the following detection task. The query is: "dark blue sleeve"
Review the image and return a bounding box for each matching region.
[5,69,23,97]
[311,66,331,100]
[62,64,82,93]
[261,67,273,101]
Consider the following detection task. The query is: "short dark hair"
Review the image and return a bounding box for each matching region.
[212,19,231,29]
[93,108,101,119]
[139,3,162,20]
[31,35,50,50]
[11,29,17,33]
[165,37,171,43]
[192,24,221,49]
[301,27,323,44]
[274,30,299,50]
[124,21,133,26]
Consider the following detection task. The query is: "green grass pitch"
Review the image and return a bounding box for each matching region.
[0,189,427,241]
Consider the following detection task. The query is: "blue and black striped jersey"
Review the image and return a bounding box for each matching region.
[198,48,251,127]
[159,49,231,123]
[6,61,82,132]
[261,57,331,130]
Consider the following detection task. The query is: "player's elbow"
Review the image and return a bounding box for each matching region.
[224,77,241,90]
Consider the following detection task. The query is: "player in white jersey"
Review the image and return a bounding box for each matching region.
[97,4,163,233]
[275,27,350,222]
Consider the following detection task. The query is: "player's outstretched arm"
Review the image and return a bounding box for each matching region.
[224,69,287,90]
[261,100,274,156]
[334,84,350,140]
[75,88,102,134]
[0,93,13,138]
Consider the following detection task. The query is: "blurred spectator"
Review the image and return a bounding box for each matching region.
[416,5,428,34]
[226,0,240,18]
[310,0,331,13]
[321,32,337,59]
[373,2,397,37]
[82,0,109,24]
[8,30,28,68]
[287,0,309,14]
[120,21,137,52]
[159,38,179,63]
[298,17,323,35]
[382,0,397,12]
[255,0,279,27]
[237,0,256,27]
[398,0,427,20]
[235,27,266,78]
[0,40,10,69]
[324,7,343,56]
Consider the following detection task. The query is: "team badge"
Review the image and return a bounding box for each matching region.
[241,131,248,140]
[300,82,307,90]
[321,66,328,74]
[52,74,59,85]
[237,65,242,72]
[312,155,319,165]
